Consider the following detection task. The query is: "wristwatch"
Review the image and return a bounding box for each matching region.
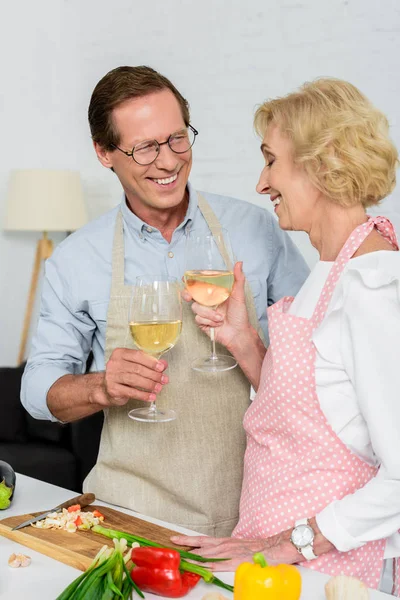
[290,518,317,560]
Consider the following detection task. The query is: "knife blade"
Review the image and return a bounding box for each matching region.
[11,492,96,531]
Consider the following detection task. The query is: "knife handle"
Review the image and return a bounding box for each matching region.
[59,493,96,511]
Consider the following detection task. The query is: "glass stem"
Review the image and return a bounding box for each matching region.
[149,352,162,413]
[210,327,218,361]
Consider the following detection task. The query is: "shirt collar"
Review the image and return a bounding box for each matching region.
[120,181,198,235]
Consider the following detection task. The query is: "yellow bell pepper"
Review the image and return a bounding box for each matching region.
[234,553,302,599]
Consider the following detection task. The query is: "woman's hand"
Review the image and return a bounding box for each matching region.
[182,262,251,352]
[171,518,335,571]
[170,532,299,572]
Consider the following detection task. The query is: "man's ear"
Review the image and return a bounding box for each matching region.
[93,141,114,169]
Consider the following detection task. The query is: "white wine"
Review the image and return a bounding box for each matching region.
[129,320,182,356]
[184,270,234,307]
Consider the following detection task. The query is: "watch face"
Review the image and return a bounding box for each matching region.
[291,524,314,548]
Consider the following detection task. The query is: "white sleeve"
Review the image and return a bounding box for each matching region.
[316,267,400,552]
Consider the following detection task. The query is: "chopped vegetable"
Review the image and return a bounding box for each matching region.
[130,547,201,597]
[8,553,31,568]
[67,504,81,513]
[234,553,301,599]
[0,461,16,510]
[32,507,104,532]
[55,538,143,600]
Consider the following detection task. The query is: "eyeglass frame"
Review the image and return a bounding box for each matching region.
[111,124,198,165]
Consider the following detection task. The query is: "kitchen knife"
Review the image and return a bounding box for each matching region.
[11,492,96,531]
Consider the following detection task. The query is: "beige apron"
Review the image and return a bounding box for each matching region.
[84,193,265,535]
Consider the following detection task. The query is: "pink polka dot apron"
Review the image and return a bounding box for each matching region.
[233,216,400,593]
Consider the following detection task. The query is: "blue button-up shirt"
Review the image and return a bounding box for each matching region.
[21,183,309,421]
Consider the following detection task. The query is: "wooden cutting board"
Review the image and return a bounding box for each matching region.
[0,505,186,571]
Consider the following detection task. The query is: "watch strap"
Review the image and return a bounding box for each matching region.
[300,544,318,560]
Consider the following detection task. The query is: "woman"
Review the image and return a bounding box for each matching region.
[172,78,400,594]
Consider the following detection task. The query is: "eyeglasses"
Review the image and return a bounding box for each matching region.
[111,125,198,166]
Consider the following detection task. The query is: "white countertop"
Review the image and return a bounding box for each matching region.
[0,474,393,599]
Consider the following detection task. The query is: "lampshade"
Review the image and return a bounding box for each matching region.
[4,169,88,232]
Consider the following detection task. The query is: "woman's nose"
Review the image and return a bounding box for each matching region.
[256,168,270,195]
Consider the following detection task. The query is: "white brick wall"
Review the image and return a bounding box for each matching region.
[0,0,399,365]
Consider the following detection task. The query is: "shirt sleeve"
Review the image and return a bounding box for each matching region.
[21,252,96,422]
[316,268,400,552]
[267,218,310,306]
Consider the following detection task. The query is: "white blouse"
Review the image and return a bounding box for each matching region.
[288,250,400,558]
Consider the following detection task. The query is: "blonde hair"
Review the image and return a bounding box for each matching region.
[254,78,399,208]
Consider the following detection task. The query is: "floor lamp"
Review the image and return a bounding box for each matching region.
[4,169,88,365]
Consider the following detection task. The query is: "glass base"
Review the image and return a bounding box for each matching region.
[191,354,237,373]
[128,407,176,423]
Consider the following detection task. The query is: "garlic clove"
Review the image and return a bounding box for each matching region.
[8,553,20,568]
[8,553,31,568]
[325,574,369,600]
[18,554,32,567]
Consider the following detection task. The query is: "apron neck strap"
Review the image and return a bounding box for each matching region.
[196,193,234,271]
[311,215,398,327]
[111,209,125,288]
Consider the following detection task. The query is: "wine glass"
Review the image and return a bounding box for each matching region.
[128,275,182,423]
[184,228,237,372]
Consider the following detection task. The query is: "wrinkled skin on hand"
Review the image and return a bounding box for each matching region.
[170,532,300,572]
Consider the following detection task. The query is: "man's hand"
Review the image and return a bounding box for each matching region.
[92,348,169,407]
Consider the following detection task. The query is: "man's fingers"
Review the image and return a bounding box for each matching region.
[119,361,168,384]
[118,371,164,392]
[105,383,158,405]
[117,348,167,371]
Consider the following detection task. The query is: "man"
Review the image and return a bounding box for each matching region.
[21,66,309,535]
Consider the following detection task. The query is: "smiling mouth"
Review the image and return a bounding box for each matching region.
[149,173,178,186]
[271,195,281,207]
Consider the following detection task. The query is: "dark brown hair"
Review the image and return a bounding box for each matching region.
[88,66,190,149]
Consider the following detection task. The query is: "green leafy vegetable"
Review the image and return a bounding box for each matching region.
[55,539,144,600]
[92,524,234,594]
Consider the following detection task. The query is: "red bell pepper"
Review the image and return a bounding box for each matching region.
[130,547,201,598]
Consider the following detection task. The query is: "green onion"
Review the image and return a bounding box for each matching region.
[92,524,229,563]
[55,545,109,600]
[91,525,234,595]
[55,539,144,600]
[180,559,234,593]
[122,559,145,599]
